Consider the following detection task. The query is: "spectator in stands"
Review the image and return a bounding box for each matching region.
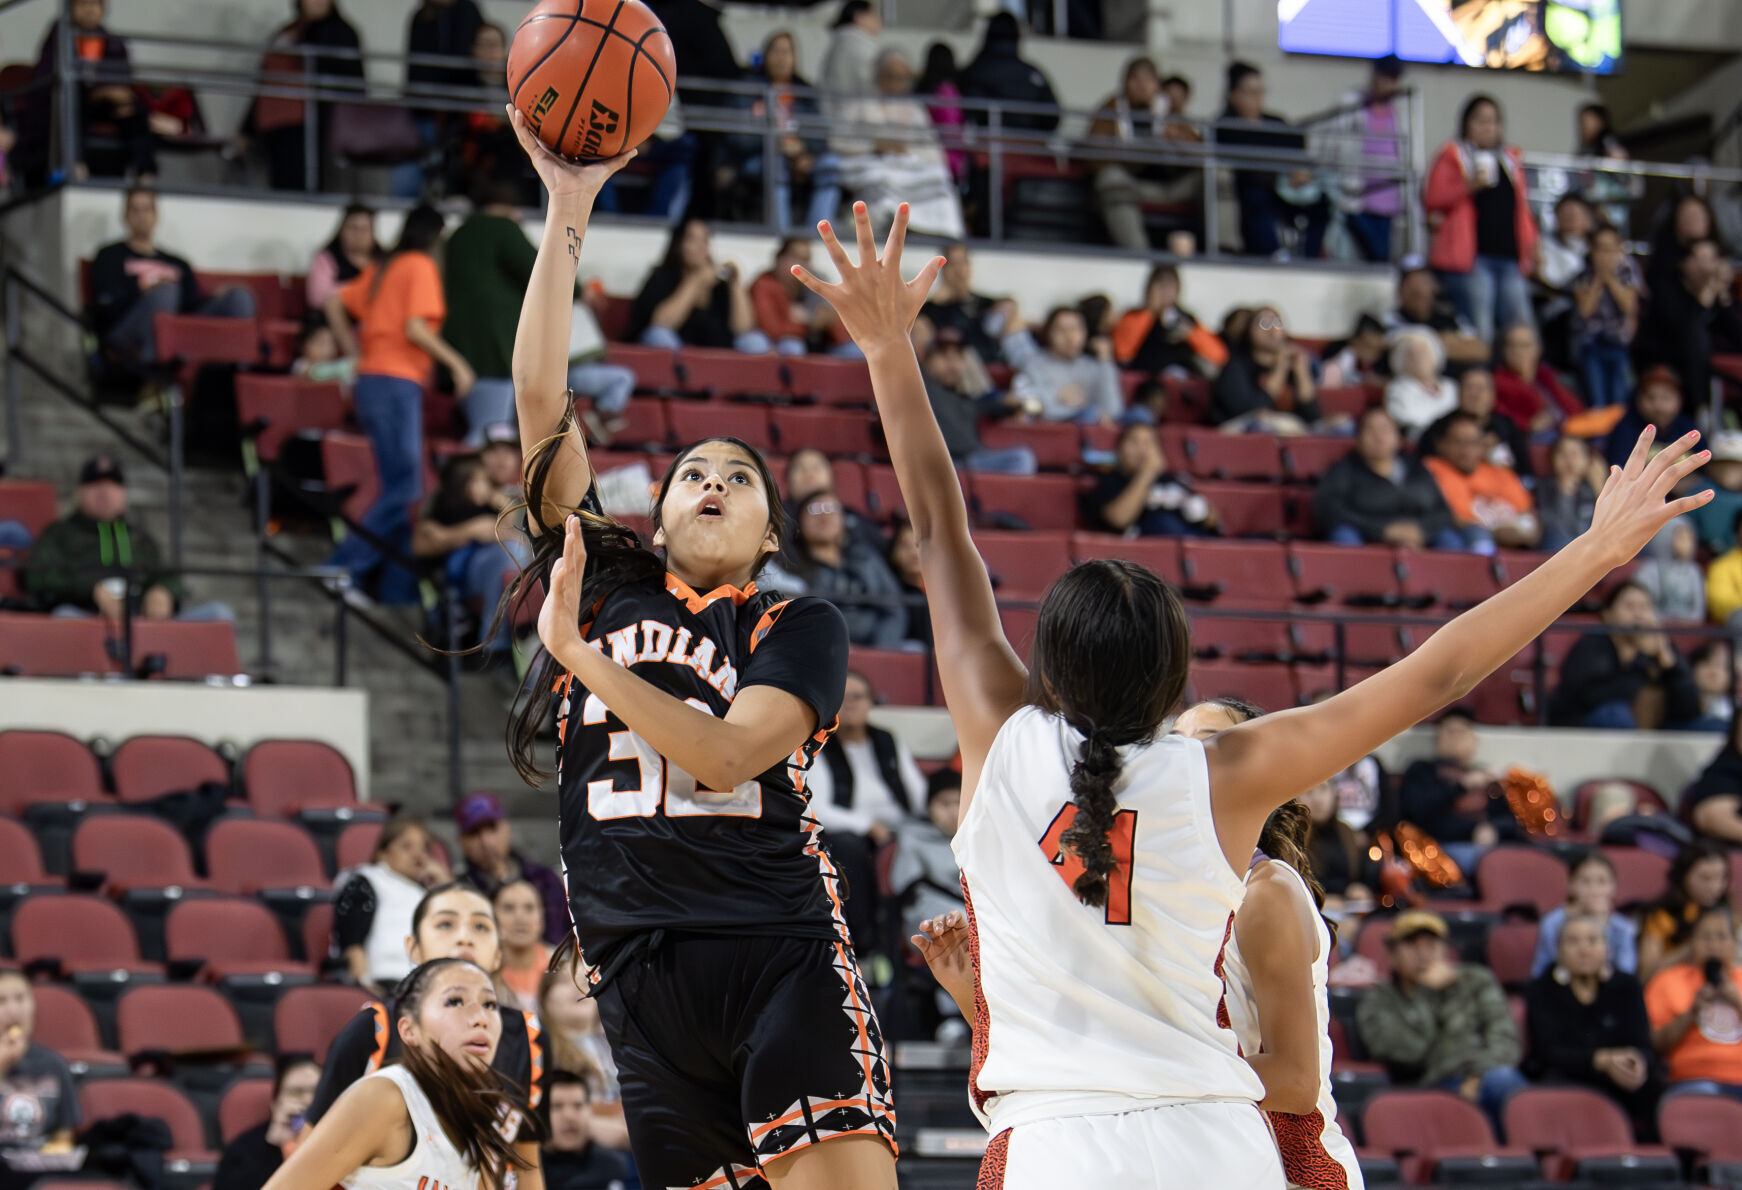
[919,241,1021,366]
[885,515,928,647]
[835,49,965,239]
[785,490,905,648]
[751,238,852,358]
[333,815,449,993]
[90,188,257,373]
[1548,580,1702,730]
[1577,103,1633,226]
[1536,434,1601,552]
[397,0,484,197]
[1009,306,1122,425]
[1112,265,1223,378]
[921,327,1037,476]
[1087,421,1216,538]
[1219,61,1327,259]
[1538,193,1595,300]
[782,450,883,559]
[443,180,634,443]
[1495,323,1583,436]
[1425,410,1540,553]
[892,768,967,1042]
[1532,851,1639,977]
[538,972,630,1153]
[412,450,527,655]
[1399,707,1519,875]
[1690,640,1735,733]
[1635,238,1742,414]
[1606,367,1703,470]
[728,31,841,233]
[213,1054,320,1190]
[25,0,153,183]
[1384,327,1458,440]
[306,203,380,313]
[1645,193,1725,298]
[1421,367,1530,479]
[1087,56,1201,253]
[916,42,967,183]
[957,13,1059,133]
[1692,433,1742,554]
[0,969,79,1173]
[1387,266,1490,368]
[1211,304,1321,431]
[479,425,523,502]
[1301,778,1372,906]
[1682,712,1742,845]
[292,323,354,389]
[1356,909,1526,1125]
[1635,518,1705,623]
[1525,914,1662,1133]
[1424,94,1539,346]
[237,0,364,193]
[629,218,772,354]
[1313,406,1460,550]
[453,791,568,946]
[1574,224,1640,409]
[542,1070,629,1190]
[323,205,472,594]
[1330,56,1406,263]
[1318,313,1387,390]
[1646,903,1742,1091]
[1640,842,1731,981]
[492,880,548,1014]
[27,454,229,623]
[819,0,881,101]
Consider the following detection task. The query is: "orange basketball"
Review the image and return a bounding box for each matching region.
[507,0,676,161]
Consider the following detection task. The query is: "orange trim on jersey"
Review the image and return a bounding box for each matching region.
[522,1011,544,1110]
[747,1097,878,1141]
[364,1002,389,1072]
[835,941,880,1127]
[1268,1108,1350,1189]
[758,1121,899,1172]
[976,1129,1010,1189]
[962,878,995,1114]
[747,600,789,653]
[664,572,758,613]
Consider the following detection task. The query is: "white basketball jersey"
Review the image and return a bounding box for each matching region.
[342,1065,481,1190]
[1222,860,1363,1190]
[954,706,1266,1133]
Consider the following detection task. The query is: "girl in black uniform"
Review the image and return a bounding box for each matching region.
[502,110,896,1190]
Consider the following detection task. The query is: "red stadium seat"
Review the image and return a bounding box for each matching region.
[863,464,906,520]
[969,473,1080,531]
[1281,437,1353,483]
[71,816,205,893]
[11,895,163,976]
[335,821,384,872]
[116,984,247,1059]
[677,348,784,400]
[1494,549,1549,586]
[1599,846,1671,908]
[1293,662,1384,702]
[1398,552,1500,610]
[1574,779,1667,828]
[1186,661,1295,711]
[810,459,868,514]
[1352,915,1394,979]
[153,312,261,371]
[111,736,228,804]
[976,530,1070,602]
[234,375,346,463]
[605,343,681,392]
[319,432,377,523]
[1287,543,1400,607]
[976,422,1082,472]
[0,817,58,888]
[0,479,60,538]
[609,397,671,450]
[770,408,878,458]
[129,620,242,680]
[1180,540,1291,605]
[79,1078,216,1163]
[261,317,302,370]
[1658,1092,1742,1164]
[272,986,378,1062]
[0,613,113,677]
[165,898,310,981]
[218,1079,274,1144]
[1475,847,1566,916]
[195,272,285,323]
[1503,1086,1675,1182]
[1485,919,1539,989]
[849,648,930,707]
[665,402,775,452]
[205,819,327,895]
[784,356,876,406]
[1362,1089,1535,1184]
[1069,533,1183,585]
[1189,613,1291,664]
[302,901,334,965]
[998,606,1039,660]
[0,730,104,815]
[243,740,357,818]
[31,985,121,1069]
[594,294,633,342]
[1317,386,1380,419]
[1183,429,1281,481]
[1194,482,1287,538]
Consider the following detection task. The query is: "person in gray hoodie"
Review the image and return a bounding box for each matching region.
[892,769,967,1037]
[1008,305,1123,424]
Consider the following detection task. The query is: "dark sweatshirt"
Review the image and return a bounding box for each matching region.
[1398,757,1520,844]
[1547,633,1701,727]
[88,241,201,335]
[24,513,179,610]
[1310,451,1453,543]
[1523,971,1663,1125]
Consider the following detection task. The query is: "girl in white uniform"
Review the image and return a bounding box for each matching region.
[263,958,527,1190]
[797,201,1710,1190]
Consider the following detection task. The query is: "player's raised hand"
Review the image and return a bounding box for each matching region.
[507,107,635,200]
[538,515,589,660]
[1584,427,1712,568]
[792,202,945,349]
[912,910,973,1008]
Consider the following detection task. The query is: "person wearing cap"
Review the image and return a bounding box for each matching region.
[1355,909,1525,1125]
[1689,431,1742,554]
[1605,366,1702,470]
[25,455,228,623]
[1330,55,1406,263]
[454,792,570,946]
[921,327,1037,476]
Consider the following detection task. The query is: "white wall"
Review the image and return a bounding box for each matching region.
[0,678,373,795]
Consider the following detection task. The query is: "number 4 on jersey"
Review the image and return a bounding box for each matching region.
[1038,805,1137,926]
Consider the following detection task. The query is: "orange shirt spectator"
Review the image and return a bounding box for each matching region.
[1424,456,1530,526]
[752,270,807,342]
[1645,957,1742,1083]
[341,252,446,384]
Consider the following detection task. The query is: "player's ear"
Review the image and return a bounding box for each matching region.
[396,1013,420,1050]
[404,933,422,964]
[762,528,778,557]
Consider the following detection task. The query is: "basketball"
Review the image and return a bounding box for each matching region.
[506,0,677,161]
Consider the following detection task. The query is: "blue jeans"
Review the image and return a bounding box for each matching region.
[1440,255,1534,346]
[388,116,439,198]
[1236,182,1328,259]
[329,373,423,583]
[1327,524,1467,551]
[964,446,1039,476]
[102,283,257,364]
[1582,700,1638,729]
[1580,338,1633,409]
[446,537,533,652]
[1442,841,1493,879]
[1437,1066,1528,1136]
[596,134,693,222]
[569,362,635,416]
[639,326,773,355]
[1346,212,1394,262]
[741,150,842,230]
[462,377,515,445]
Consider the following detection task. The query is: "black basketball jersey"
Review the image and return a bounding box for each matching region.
[554,565,851,990]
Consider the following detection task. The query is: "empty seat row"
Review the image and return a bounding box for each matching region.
[0,613,242,680]
[2,887,335,970]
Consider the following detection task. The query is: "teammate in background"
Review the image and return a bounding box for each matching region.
[797,201,1709,1188]
[263,959,524,1190]
[503,110,895,1190]
[304,884,547,1190]
[1177,700,1364,1190]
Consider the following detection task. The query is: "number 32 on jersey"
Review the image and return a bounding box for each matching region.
[1038,805,1137,926]
[581,692,764,819]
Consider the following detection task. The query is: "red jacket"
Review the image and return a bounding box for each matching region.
[1423,141,1538,275]
[1494,363,1582,426]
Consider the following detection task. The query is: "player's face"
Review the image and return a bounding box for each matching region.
[657,444,777,585]
[403,964,501,1068]
[1556,918,1607,978]
[1172,702,1241,740]
[0,976,32,1040]
[1567,862,1616,916]
[409,888,502,971]
[547,1084,592,1150]
[494,882,544,948]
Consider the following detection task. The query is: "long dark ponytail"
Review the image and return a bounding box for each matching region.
[500,424,787,786]
[1027,559,1190,908]
[391,958,528,1187]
